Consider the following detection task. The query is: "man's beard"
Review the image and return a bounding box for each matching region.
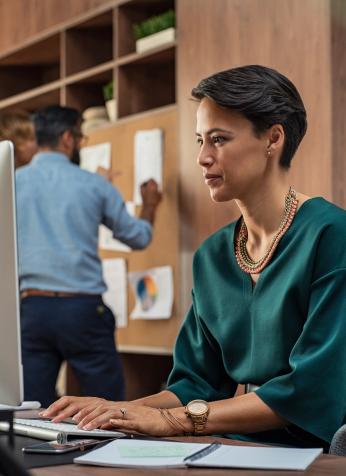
[71,148,80,166]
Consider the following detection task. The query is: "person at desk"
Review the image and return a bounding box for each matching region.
[0,110,37,168]
[42,66,346,449]
[16,105,162,408]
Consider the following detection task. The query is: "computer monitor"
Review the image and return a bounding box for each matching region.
[0,140,23,406]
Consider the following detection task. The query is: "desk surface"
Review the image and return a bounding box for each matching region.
[4,412,345,476]
[29,435,345,476]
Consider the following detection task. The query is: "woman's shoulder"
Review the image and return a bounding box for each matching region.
[299,198,346,272]
[300,197,346,233]
[194,219,239,260]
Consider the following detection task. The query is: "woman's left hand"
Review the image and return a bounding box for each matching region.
[77,402,178,437]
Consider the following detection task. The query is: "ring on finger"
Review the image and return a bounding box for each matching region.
[120,407,127,419]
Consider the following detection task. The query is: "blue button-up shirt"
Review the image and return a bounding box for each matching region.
[15,152,152,293]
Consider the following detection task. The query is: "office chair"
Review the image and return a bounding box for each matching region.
[329,424,346,456]
[0,442,30,476]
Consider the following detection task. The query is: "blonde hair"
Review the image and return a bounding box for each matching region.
[0,110,35,145]
[0,110,36,167]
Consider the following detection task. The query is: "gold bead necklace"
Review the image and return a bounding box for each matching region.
[235,187,299,274]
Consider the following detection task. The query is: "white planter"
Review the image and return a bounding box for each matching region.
[106,98,117,122]
[136,27,175,54]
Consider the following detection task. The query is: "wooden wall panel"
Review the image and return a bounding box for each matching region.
[331,0,346,208]
[0,0,111,54]
[177,0,333,313]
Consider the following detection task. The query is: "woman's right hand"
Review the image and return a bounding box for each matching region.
[39,396,109,423]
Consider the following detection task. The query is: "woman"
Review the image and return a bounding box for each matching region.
[0,110,37,168]
[41,65,346,449]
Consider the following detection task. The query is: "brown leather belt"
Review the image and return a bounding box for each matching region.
[20,289,96,299]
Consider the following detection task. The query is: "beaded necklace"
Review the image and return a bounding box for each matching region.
[235,187,299,275]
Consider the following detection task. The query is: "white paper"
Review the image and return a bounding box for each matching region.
[99,202,135,252]
[128,266,173,319]
[102,258,128,328]
[80,142,111,173]
[75,439,208,468]
[189,445,323,471]
[134,129,163,205]
[74,439,322,470]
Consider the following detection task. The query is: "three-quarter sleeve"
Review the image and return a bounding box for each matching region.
[167,292,237,405]
[102,181,152,249]
[256,265,346,443]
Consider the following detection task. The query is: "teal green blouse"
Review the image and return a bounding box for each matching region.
[167,198,346,446]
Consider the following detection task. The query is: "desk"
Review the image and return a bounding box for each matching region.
[3,412,344,476]
[29,435,345,476]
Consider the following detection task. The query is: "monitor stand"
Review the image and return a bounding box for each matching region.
[0,401,41,411]
[0,410,14,447]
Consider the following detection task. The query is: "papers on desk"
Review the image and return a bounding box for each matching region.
[74,439,322,470]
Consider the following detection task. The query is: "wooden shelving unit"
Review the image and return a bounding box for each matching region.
[0,0,176,120]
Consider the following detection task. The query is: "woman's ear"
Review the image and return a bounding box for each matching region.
[266,124,284,155]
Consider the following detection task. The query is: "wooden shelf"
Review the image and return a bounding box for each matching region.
[0,34,60,100]
[65,10,114,76]
[0,80,62,111]
[116,0,174,57]
[65,68,114,111]
[64,60,115,85]
[116,41,176,66]
[118,44,175,118]
[0,0,176,121]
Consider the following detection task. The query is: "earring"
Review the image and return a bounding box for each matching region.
[267,149,272,157]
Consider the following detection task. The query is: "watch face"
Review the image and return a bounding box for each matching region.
[187,400,208,415]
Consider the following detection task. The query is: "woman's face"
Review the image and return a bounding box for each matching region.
[196,97,269,202]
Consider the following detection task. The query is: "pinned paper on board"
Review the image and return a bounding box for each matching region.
[99,202,135,252]
[133,129,163,205]
[80,142,111,173]
[128,266,173,319]
[102,258,128,328]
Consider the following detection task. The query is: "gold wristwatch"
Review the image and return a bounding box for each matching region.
[185,399,210,434]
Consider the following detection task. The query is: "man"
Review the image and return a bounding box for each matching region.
[16,105,161,408]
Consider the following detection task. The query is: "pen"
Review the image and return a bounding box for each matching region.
[183,441,221,462]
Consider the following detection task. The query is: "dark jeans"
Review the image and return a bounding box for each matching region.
[20,295,124,408]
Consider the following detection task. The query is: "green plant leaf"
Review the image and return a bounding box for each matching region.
[133,9,175,40]
[103,81,114,101]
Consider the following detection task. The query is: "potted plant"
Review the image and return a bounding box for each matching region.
[133,9,175,54]
[103,80,116,122]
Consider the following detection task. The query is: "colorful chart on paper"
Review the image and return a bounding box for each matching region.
[136,275,158,311]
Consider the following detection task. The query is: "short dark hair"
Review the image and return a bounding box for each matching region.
[33,105,81,147]
[191,65,307,168]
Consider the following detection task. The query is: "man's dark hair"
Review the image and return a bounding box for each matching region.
[191,65,307,168]
[33,105,81,148]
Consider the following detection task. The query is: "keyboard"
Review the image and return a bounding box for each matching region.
[0,418,126,444]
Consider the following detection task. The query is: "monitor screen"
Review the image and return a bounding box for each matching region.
[0,140,23,405]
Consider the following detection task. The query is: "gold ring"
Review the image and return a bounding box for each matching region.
[120,407,127,419]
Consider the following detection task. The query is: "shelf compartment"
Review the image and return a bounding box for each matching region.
[0,34,60,99]
[65,10,114,76]
[65,68,113,113]
[117,45,175,118]
[117,0,174,57]
[0,87,61,113]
